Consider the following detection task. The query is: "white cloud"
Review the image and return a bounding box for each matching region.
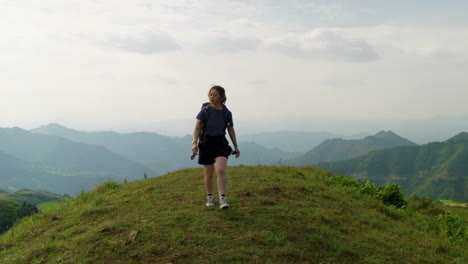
[105,29,181,54]
[196,31,261,53]
[264,28,379,62]
[1,1,468,133]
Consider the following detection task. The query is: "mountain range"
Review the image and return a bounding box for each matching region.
[31,123,300,172]
[0,127,153,176]
[0,127,156,194]
[0,149,123,194]
[0,124,299,194]
[238,131,339,152]
[287,130,418,165]
[2,123,467,200]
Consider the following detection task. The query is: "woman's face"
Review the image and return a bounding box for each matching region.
[209,89,221,104]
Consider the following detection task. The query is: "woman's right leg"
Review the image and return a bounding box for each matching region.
[203,164,215,195]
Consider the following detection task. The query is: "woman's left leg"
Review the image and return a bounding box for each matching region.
[214,157,228,196]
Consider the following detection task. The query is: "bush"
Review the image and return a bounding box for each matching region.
[380,184,407,208]
[326,175,408,208]
[407,195,444,216]
[357,179,384,197]
[16,202,39,218]
[438,211,467,242]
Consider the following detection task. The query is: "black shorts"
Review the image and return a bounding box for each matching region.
[198,136,232,165]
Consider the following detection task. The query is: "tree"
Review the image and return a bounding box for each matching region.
[0,200,20,233]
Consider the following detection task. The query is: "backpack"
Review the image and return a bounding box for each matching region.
[198,102,232,145]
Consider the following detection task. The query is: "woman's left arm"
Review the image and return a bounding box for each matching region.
[227,126,240,158]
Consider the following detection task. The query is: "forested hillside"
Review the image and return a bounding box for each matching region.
[0,190,64,234]
[318,132,468,200]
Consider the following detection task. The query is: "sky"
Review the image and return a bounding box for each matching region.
[1,0,468,137]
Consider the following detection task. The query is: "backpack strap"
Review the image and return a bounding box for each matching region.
[199,103,231,144]
[223,107,232,128]
[199,103,210,144]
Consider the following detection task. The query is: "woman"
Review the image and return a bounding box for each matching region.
[192,85,240,209]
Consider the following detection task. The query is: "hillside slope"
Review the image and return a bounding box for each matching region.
[288,130,417,166]
[1,166,465,263]
[317,134,468,200]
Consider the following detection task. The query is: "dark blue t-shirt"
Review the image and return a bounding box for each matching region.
[196,107,233,136]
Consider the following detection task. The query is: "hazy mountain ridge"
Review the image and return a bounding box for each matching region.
[1,124,300,194]
[287,130,417,166]
[7,124,466,200]
[0,127,153,177]
[0,128,155,194]
[0,150,119,194]
[317,132,468,200]
[31,123,300,172]
[238,131,338,152]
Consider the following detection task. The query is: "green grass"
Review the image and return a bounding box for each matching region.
[0,166,466,264]
[37,202,62,213]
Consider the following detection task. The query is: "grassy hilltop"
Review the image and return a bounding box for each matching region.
[0,166,466,264]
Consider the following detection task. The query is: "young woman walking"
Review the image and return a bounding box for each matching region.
[192,85,240,209]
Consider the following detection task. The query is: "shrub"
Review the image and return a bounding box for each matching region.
[381,184,407,208]
[438,211,467,242]
[357,179,384,197]
[407,195,444,216]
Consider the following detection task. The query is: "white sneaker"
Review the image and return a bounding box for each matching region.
[206,195,215,206]
[219,196,230,209]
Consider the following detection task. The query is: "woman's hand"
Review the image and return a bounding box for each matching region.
[234,148,240,158]
[192,142,198,156]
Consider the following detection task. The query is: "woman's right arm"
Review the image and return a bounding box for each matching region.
[192,119,202,154]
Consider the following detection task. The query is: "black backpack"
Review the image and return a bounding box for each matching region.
[198,102,232,145]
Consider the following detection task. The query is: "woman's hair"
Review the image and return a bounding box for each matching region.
[209,85,227,105]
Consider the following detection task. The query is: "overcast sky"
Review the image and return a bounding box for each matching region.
[1,0,468,135]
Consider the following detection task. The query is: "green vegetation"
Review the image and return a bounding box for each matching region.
[0,190,66,234]
[0,200,38,233]
[37,202,62,213]
[1,166,466,263]
[318,136,468,200]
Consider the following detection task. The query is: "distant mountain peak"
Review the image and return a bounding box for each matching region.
[373,130,398,138]
[32,123,78,134]
[363,130,417,148]
[447,132,468,141]
[39,123,68,129]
